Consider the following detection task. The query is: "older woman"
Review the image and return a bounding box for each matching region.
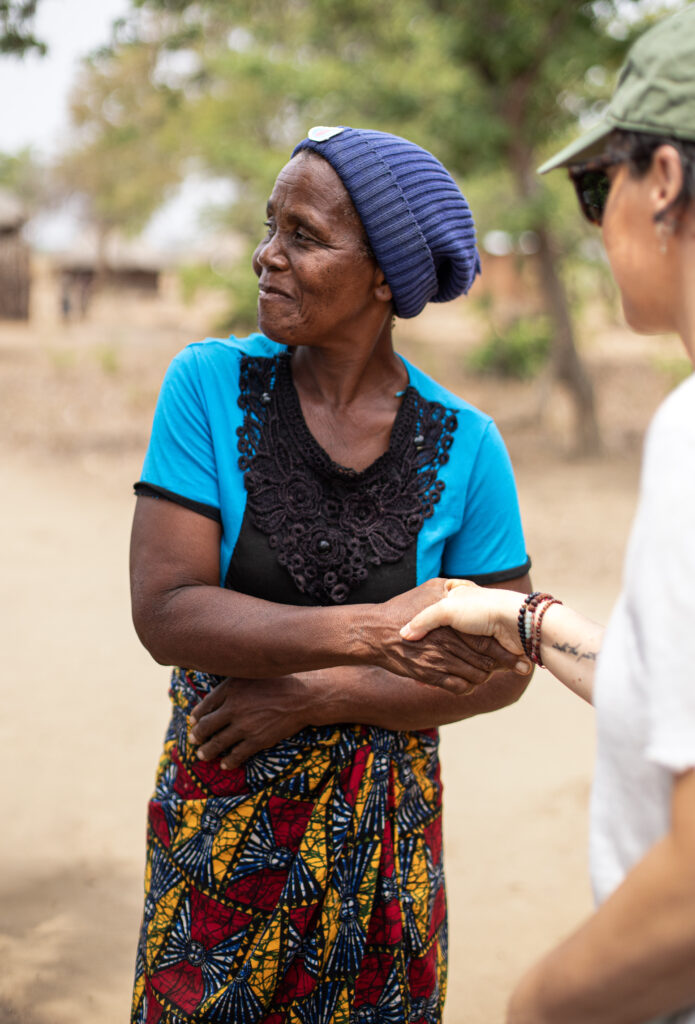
[129,127,531,1023]
[402,8,695,1023]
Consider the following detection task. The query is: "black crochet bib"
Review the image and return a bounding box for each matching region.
[225,352,457,606]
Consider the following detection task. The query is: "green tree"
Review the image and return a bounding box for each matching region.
[0,1,45,56]
[55,41,186,273]
[0,146,50,212]
[72,0,683,449]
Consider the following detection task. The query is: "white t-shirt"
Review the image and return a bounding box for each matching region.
[590,373,695,1024]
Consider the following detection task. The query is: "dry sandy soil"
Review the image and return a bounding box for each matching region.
[1,268,688,1023]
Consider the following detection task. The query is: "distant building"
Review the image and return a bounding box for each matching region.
[468,231,544,320]
[0,189,30,320]
[53,234,167,320]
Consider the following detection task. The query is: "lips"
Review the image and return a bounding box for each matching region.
[258,279,293,300]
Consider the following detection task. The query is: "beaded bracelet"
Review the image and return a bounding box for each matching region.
[530,597,562,667]
[517,592,561,665]
[517,592,552,660]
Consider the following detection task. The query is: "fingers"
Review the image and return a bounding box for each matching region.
[445,578,475,592]
[393,623,530,688]
[424,673,476,697]
[201,729,286,771]
[221,740,264,771]
[464,633,530,674]
[189,702,233,744]
[392,636,496,688]
[189,682,225,723]
[400,599,453,641]
[195,723,241,762]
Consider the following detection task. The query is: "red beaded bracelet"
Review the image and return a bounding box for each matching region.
[531,598,562,666]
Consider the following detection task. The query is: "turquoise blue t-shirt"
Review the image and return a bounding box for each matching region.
[137,333,530,598]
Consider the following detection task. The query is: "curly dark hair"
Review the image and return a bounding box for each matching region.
[604,129,695,221]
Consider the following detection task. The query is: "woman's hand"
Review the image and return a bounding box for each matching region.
[400,580,524,654]
[364,579,529,695]
[188,675,315,769]
[188,656,535,768]
[400,580,602,704]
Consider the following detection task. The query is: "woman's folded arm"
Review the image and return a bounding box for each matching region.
[131,496,528,691]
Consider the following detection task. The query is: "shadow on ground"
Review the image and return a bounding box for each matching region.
[0,860,142,1023]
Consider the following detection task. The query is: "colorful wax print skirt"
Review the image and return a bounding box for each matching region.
[131,668,447,1023]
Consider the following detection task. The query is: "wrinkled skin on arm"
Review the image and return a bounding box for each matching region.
[131,496,531,768]
[131,495,528,686]
[186,585,532,770]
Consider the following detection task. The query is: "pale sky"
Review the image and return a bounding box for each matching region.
[1,0,233,249]
[0,0,131,156]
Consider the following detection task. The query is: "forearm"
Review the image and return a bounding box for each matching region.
[537,603,604,704]
[509,833,695,1024]
[135,575,516,690]
[133,580,370,678]
[304,663,532,731]
[132,500,528,687]
[402,585,601,703]
[131,496,371,677]
[189,660,532,767]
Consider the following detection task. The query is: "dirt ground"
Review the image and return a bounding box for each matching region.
[1,265,687,1023]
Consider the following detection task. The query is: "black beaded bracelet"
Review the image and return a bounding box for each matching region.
[517,592,540,659]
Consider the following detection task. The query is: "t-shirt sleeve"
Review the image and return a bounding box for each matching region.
[136,346,221,518]
[441,420,530,583]
[630,390,695,773]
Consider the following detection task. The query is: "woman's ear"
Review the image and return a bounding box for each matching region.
[651,144,685,220]
[373,266,393,303]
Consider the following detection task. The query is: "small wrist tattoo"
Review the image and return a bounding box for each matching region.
[551,641,596,663]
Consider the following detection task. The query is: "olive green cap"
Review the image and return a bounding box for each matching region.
[539,4,695,174]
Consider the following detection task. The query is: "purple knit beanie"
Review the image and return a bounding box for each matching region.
[292,125,481,319]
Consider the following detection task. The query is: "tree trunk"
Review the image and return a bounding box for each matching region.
[534,222,602,455]
[506,125,602,455]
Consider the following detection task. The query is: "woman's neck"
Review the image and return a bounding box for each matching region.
[291,327,407,409]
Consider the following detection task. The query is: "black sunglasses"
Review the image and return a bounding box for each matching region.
[568,157,621,225]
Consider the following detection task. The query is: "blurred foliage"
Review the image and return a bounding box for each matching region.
[179,246,258,333]
[0,146,51,213]
[0,1,45,56]
[55,43,187,245]
[221,246,264,333]
[178,261,226,305]
[54,0,688,241]
[116,0,643,187]
[55,0,686,447]
[62,0,687,249]
[652,353,693,391]
[467,315,552,379]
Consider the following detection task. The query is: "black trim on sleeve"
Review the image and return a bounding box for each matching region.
[461,555,532,586]
[133,482,222,523]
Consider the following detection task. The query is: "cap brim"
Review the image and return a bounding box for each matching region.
[537,120,613,174]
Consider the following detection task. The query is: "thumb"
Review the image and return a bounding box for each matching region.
[400,600,451,641]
